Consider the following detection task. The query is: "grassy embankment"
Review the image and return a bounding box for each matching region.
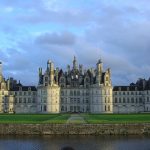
[0,114,70,124]
[82,114,150,124]
[0,114,150,124]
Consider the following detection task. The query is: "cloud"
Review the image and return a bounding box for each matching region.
[0,0,150,86]
[35,31,76,46]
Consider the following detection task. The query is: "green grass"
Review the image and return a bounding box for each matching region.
[82,114,150,124]
[43,114,70,124]
[0,114,150,124]
[0,114,70,124]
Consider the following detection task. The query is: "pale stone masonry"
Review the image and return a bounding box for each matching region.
[113,79,150,113]
[0,124,150,135]
[38,57,113,113]
[0,58,150,113]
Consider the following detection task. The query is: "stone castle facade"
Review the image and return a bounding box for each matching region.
[0,58,150,113]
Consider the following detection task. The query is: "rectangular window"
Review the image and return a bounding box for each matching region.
[119,98,121,103]
[28,98,31,103]
[123,98,125,103]
[19,98,22,103]
[147,97,149,102]
[24,98,26,103]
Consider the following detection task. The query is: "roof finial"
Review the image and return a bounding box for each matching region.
[97,58,102,65]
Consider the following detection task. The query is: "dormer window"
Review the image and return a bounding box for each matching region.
[61,78,65,83]
[45,77,48,82]
[28,87,31,91]
[86,78,89,82]
[76,75,78,79]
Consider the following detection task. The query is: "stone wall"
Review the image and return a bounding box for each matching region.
[0,124,150,135]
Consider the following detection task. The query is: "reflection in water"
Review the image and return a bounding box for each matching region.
[0,135,149,150]
[60,146,75,150]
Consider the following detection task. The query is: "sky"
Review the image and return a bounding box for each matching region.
[0,0,150,86]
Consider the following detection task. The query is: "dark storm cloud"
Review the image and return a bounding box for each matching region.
[15,9,93,26]
[1,0,150,85]
[35,31,76,46]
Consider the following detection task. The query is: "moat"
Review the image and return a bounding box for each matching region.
[0,135,149,150]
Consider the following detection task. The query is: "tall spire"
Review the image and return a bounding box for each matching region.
[97,58,102,65]
[0,62,2,75]
[73,56,78,70]
[97,58,103,74]
[49,60,54,86]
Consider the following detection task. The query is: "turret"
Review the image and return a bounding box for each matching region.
[48,60,54,86]
[67,65,71,74]
[38,67,43,85]
[55,67,59,84]
[97,59,103,74]
[79,64,83,74]
[39,68,42,76]
[7,78,10,90]
[47,60,51,72]
[0,62,3,82]
[96,59,103,84]
[0,62,2,75]
[73,56,78,70]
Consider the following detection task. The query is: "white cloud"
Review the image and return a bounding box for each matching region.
[1,0,150,85]
[3,6,14,13]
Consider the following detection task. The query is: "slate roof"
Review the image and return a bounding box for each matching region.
[113,86,141,91]
[10,86,37,91]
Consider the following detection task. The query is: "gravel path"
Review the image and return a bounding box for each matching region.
[67,114,86,124]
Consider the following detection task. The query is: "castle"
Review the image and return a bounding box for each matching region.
[0,57,150,114]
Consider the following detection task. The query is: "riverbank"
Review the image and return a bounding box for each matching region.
[0,123,150,135]
[0,114,150,124]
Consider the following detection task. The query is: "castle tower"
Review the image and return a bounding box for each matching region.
[67,65,71,74]
[37,60,60,114]
[73,56,78,70]
[0,62,2,75]
[0,62,3,82]
[97,59,103,74]
[79,64,83,74]
[38,68,42,85]
[46,60,54,86]
[55,67,59,84]
[96,59,103,84]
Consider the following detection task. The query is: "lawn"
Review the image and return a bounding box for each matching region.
[0,114,70,124]
[82,114,150,124]
[0,114,150,124]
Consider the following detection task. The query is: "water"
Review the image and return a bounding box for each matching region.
[0,135,149,150]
